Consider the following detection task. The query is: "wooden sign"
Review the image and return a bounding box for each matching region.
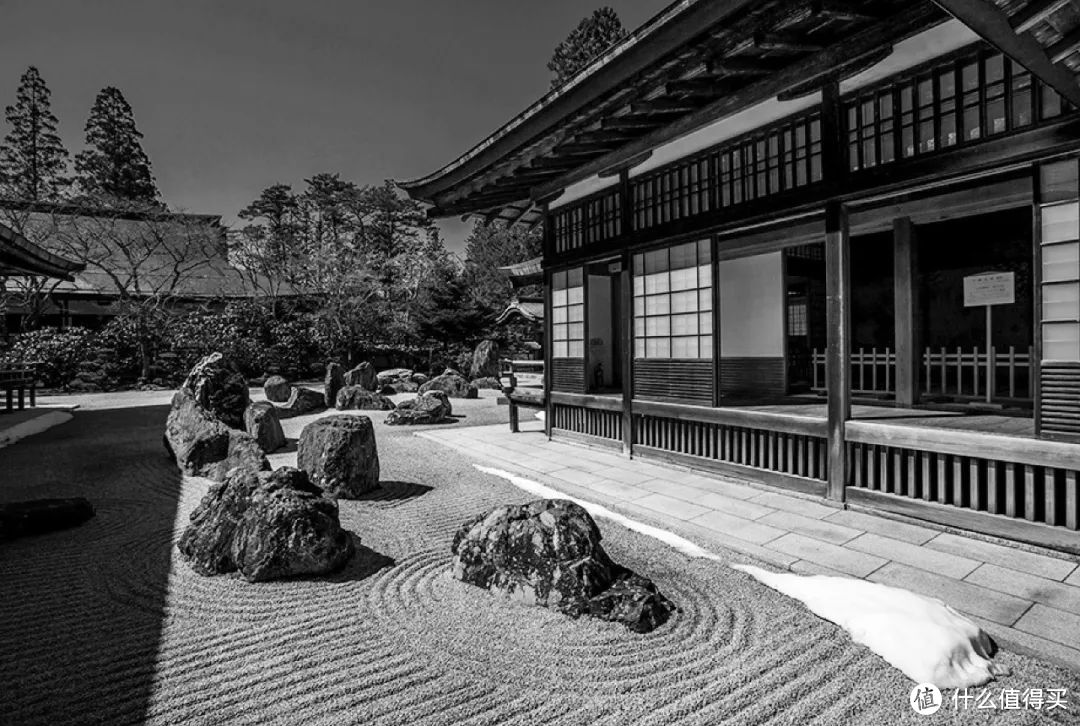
[963,272,1015,307]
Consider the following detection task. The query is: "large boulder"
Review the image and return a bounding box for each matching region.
[451,499,676,633]
[419,368,478,399]
[390,380,418,394]
[0,498,95,541]
[165,383,270,480]
[335,385,396,411]
[180,352,250,429]
[178,466,354,582]
[422,389,452,416]
[274,386,326,419]
[410,372,429,385]
[470,340,500,380]
[471,376,502,391]
[384,392,450,426]
[344,362,377,391]
[244,401,286,453]
[264,375,292,403]
[324,363,345,409]
[297,415,380,498]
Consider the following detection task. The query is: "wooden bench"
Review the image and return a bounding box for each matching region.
[0,363,38,413]
[500,359,545,433]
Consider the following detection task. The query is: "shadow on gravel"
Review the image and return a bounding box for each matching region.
[360,481,433,503]
[0,404,180,726]
[325,537,396,582]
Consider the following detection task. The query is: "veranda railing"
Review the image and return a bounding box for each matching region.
[811,346,1035,402]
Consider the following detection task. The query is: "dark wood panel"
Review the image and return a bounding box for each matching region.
[634,359,714,405]
[633,445,829,498]
[551,358,585,393]
[719,357,785,399]
[1040,363,1080,442]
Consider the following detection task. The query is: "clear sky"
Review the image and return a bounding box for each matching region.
[0,0,663,256]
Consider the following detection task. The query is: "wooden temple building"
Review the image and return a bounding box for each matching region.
[401,0,1080,553]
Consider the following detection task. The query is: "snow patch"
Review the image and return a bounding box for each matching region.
[534,411,545,422]
[0,411,73,449]
[474,465,721,562]
[733,564,1010,688]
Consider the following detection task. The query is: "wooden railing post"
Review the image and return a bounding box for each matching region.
[826,199,851,502]
[894,216,920,407]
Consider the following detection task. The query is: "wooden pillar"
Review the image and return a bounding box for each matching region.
[542,204,554,439]
[825,200,851,501]
[894,217,921,408]
[621,251,634,456]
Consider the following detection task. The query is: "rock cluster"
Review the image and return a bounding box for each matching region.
[164,353,270,480]
[419,368,478,399]
[385,390,451,425]
[178,466,354,582]
[376,368,422,393]
[297,415,380,498]
[451,499,676,633]
[335,386,396,411]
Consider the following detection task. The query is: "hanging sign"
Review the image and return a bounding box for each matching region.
[963,272,1015,307]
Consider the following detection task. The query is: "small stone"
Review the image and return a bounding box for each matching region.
[244,401,285,453]
[335,385,396,411]
[297,415,380,498]
[264,375,291,403]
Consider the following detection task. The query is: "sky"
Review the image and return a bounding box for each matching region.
[0,0,664,256]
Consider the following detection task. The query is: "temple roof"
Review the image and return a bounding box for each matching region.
[0,222,84,280]
[401,0,1080,226]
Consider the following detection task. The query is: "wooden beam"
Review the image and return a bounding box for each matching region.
[573,129,639,145]
[532,2,939,201]
[1010,0,1072,33]
[554,142,616,155]
[665,76,735,98]
[601,116,661,131]
[932,0,1080,108]
[528,156,582,170]
[628,98,698,114]
[1048,25,1080,64]
[825,199,851,502]
[778,45,893,101]
[754,31,823,53]
[705,58,776,76]
[893,217,921,408]
[813,0,880,22]
[597,150,653,178]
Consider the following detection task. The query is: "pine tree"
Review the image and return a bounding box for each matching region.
[74,87,160,206]
[547,7,627,89]
[0,66,70,201]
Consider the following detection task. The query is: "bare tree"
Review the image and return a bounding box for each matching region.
[17,203,223,378]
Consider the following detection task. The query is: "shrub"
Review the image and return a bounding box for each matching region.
[0,327,95,388]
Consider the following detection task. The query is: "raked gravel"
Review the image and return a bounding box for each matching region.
[1,390,1077,725]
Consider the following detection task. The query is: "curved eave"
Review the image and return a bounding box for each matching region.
[0,223,85,280]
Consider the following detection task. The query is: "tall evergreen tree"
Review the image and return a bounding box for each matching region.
[74,87,160,206]
[547,7,627,89]
[0,66,70,201]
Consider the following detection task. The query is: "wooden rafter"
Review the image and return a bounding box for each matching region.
[1048,25,1080,64]
[812,0,880,22]
[554,142,615,155]
[754,31,824,52]
[1010,0,1072,33]
[706,58,776,76]
[531,2,940,201]
[601,116,660,131]
[572,129,638,145]
[628,98,698,114]
[932,0,1080,107]
[665,76,735,97]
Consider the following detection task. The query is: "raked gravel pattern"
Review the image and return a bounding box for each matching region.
[1,392,1078,725]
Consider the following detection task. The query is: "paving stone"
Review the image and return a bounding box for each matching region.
[636,479,712,502]
[585,478,651,502]
[846,533,981,580]
[512,457,569,474]
[1068,567,1080,588]
[967,613,1080,676]
[868,562,1032,626]
[683,475,760,501]
[547,468,608,487]
[689,509,787,545]
[627,508,797,569]
[1014,604,1080,651]
[695,492,775,520]
[966,564,1080,615]
[600,467,658,486]
[925,533,1078,581]
[634,493,711,521]
[788,560,849,577]
[766,533,887,578]
[758,510,862,545]
[749,491,839,519]
[823,509,937,545]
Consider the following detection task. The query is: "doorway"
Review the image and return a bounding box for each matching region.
[586,259,624,393]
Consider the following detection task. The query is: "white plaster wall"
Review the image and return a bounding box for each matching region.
[719,252,784,357]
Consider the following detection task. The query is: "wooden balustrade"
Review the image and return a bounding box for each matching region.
[811,346,1034,401]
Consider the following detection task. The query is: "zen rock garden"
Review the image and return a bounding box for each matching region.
[166,352,674,631]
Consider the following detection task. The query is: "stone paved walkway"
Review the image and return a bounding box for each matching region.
[421,422,1080,674]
